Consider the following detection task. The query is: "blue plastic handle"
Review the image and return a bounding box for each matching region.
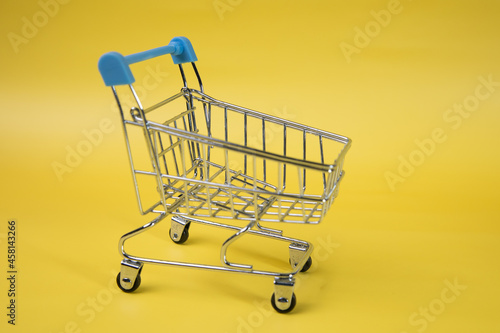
[98,36,197,86]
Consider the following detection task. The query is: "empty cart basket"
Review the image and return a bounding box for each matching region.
[98,36,351,313]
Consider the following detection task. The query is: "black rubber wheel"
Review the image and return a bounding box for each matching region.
[300,257,313,272]
[116,272,141,293]
[271,292,296,313]
[169,222,190,244]
[289,256,313,273]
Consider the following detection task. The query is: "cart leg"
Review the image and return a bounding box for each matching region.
[271,276,296,313]
[289,242,312,273]
[117,259,143,292]
[220,220,255,269]
[170,216,191,244]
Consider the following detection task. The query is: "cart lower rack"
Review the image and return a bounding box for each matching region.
[98,36,351,313]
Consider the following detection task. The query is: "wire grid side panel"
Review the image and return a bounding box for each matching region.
[120,120,168,215]
[128,88,348,223]
[153,132,331,224]
[188,93,347,196]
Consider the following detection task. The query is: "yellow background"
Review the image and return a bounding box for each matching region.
[1,0,499,332]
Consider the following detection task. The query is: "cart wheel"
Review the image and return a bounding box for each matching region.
[271,292,296,313]
[116,272,141,293]
[169,227,189,244]
[289,256,313,273]
[300,257,313,272]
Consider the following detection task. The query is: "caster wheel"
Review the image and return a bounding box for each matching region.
[289,256,312,273]
[169,223,190,244]
[116,272,141,293]
[300,257,312,272]
[271,292,296,313]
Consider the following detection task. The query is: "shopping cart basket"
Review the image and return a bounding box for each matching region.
[98,36,351,313]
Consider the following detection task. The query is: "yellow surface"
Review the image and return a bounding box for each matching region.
[1,0,499,332]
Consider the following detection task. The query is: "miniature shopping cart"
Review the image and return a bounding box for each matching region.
[98,36,351,313]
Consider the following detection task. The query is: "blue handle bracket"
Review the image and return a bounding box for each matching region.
[98,36,197,86]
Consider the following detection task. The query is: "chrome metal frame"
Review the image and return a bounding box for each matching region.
[110,61,351,311]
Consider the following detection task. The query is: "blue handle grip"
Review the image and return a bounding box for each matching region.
[98,36,197,86]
